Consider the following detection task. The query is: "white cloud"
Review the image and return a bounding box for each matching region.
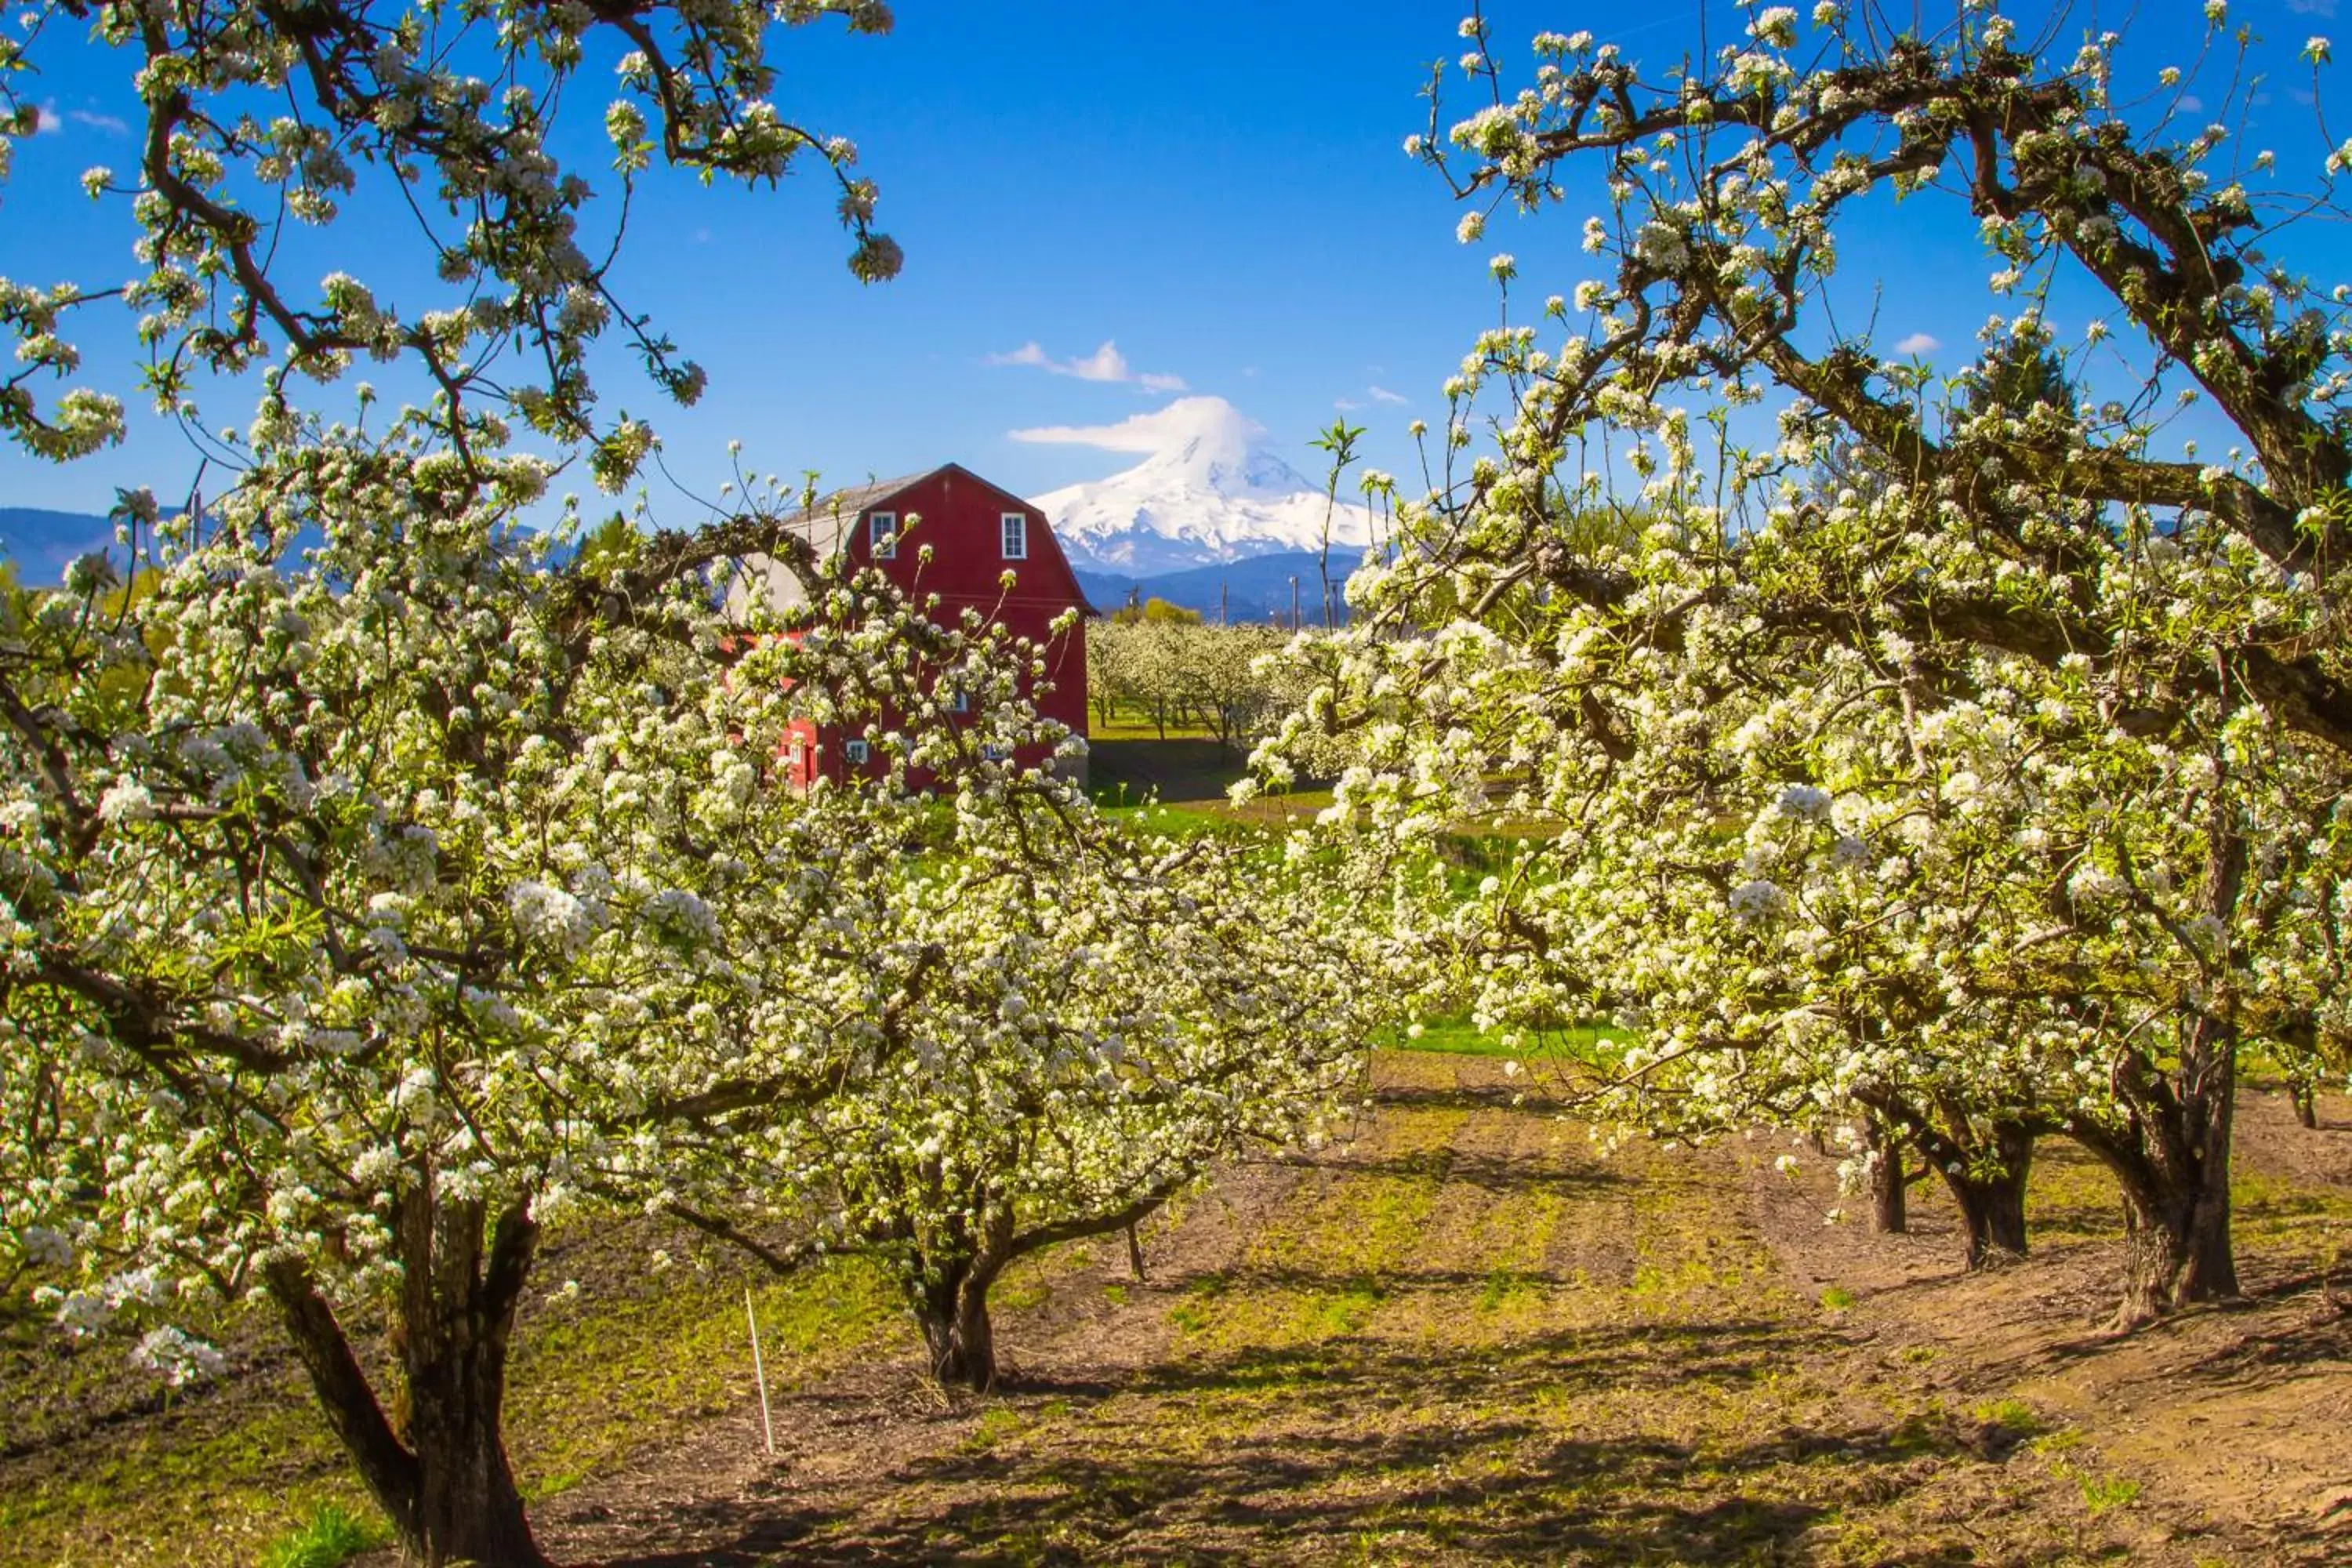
[986,339,1187,392]
[1367,386,1409,405]
[1334,397,1363,412]
[1011,394,1261,456]
[2288,0,2335,18]
[1064,342,1131,382]
[1894,332,1941,355]
[34,104,127,136]
[2178,94,2205,114]
[989,342,1053,371]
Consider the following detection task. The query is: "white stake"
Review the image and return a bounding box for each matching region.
[745,1286,775,1456]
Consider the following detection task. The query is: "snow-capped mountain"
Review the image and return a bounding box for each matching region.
[1026,397,1375,578]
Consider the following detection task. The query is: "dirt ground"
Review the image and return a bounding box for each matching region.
[493,1056,2352,1567]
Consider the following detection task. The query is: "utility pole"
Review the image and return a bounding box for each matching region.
[1219,580,1228,626]
[1289,575,1299,632]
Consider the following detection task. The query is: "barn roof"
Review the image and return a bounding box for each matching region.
[764,469,934,557]
[722,469,936,615]
[724,460,1091,611]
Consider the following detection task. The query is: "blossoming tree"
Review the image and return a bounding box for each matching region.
[1090,617,1295,750]
[0,2,915,1563]
[2,10,1397,1561]
[0,0,900,466]
[721,811,1381,1391]
[1279,0,2352,1323]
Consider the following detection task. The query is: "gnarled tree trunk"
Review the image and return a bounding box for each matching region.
[266,1191,547,1567]
[914,1205,1014,1392]
[1937,1120,2033,1267]
[1853,1085,2041,1270]
[2072,1010,2241,1328]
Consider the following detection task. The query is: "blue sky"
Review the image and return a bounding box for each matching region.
[0,1,2341,520]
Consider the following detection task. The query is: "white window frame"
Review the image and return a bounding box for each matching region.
[949,688,969,714]
[869,512,898,560]
[1000,512,1029,561]
[843,738,870,764]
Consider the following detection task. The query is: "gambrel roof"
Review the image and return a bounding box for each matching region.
[723,463,1087,615]
[723,468,934,614]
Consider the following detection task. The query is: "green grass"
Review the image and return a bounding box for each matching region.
[960,1406,1028,1453]
[1379,1015,1628,1059]
[1099,800,1267,840]
[258,1501,388,1568]
[2078,1472,2143,1515]
[1477,1268,1541,1313]
[0,1241,907,1567]
[1973,1397,2045,1437]
[510,1254,902,1499]
[1819,1285,1857,1310]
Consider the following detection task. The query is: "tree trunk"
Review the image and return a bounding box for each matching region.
[919,1276,997,1391]
[2081,1012,2241,1327]
[915,1207,1014,1392]
[2292,1077,2319,1130]
[1944,1158,2031,1268]
[265,1192,548,1567]
[1860,1114,1906,1234]
[2111,1162,2238,1327]
[1853,1086,2038,1269]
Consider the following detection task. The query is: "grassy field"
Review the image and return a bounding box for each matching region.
[9,1052,2347,1566]
[0,1232,908,1566]
[1375,1016,1629,1059]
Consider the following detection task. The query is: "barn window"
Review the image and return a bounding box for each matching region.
[869,512,898,560]
[1000,513,1028,561]
[844,739,870,764]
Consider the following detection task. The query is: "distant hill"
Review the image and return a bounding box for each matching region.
[0,507,125,585]
[1,501,1348,622]
[1075,550,1363,626]
[0,507,525,585]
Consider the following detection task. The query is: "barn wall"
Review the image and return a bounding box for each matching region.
[803,465,1091,789]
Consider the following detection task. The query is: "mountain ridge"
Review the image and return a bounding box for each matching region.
[1027,397,1374,579]
[0,507,127,583]
[1074,549,1370,626]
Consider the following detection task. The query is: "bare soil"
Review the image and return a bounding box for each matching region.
[500,1058,2352,1566]
[12,1056,2344,1564]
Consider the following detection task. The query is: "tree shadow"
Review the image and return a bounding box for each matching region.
[1269,1146,1628,1197]
[1366,1080,1574,1115]
[588,1316,1985,1566]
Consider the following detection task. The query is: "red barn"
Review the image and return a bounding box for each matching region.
[730,463,1092,789]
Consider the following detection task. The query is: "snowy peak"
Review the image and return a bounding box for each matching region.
[1021,397,1374,579]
